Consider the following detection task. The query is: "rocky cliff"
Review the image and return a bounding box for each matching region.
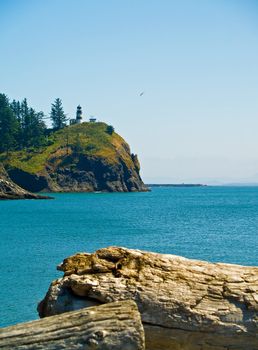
[39,247,258,350]
[0,164,50,199]
[3,123,148,193]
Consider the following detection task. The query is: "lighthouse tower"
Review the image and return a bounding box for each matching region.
[76,105,82,124]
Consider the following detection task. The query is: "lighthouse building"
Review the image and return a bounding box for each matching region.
[70,105,83,125]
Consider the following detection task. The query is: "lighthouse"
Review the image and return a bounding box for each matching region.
[76,105,82,124]
[70,105,83,125]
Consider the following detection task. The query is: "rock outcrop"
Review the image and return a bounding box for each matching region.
[0,164,50,200]
[4,123,148,193]
[0,300,145,350]
[39,247,258,350]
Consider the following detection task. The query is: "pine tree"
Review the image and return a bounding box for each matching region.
[0,95,47,152]
[29,110,46,148]
[20,98,30,148]
[50,98,67,130]
[0,94,18,152]
[20,99,47,149]
[10,100,23,148]
[10,100,22,123]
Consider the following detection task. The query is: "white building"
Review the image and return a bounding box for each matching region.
[70,105,83,125]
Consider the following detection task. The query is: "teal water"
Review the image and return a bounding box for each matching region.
[1,186,258,327]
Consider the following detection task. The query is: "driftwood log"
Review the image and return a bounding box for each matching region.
[0,300,145,350]
[39,247,258,350]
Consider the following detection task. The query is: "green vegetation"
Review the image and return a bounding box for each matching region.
[1,121,134,175]
[0,94,19,153]
[50,98,67,130]
[106,125,115,135]
[0,93,47,152]
[0,93,135,176]
[0,94,70,154]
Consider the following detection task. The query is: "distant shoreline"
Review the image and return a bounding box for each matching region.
[147,183,207,187]
[147,183,258,187]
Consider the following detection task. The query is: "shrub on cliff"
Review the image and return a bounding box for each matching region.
[106,125,114,135]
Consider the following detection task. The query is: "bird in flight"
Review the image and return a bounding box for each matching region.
[139,91,144,96]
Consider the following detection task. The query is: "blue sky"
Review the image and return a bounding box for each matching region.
[1,0,258,183]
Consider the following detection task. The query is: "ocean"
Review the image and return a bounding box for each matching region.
[1,186,258,327]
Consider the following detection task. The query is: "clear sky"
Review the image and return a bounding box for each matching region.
[1,0,258,184]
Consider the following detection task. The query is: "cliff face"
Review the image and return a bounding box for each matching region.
[0,164,50,200]
[4,123,148,193]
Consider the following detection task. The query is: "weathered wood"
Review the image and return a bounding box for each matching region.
[0,300,145,350]
[39,247,258,350]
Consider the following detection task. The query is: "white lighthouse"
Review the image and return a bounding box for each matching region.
[76,105,82,124]
[70,105,83,125]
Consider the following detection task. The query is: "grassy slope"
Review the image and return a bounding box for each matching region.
[1,122,135,175]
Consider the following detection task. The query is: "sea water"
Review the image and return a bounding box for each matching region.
[1,186,258,327]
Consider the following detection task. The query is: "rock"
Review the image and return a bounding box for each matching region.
[0,164,51,200]
[39,247,258,350]
[5,123,149,193]
[0,300,145,350]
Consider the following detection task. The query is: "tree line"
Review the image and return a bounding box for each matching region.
[0,94,67,153]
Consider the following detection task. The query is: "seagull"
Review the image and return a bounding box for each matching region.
[139,91,144,96]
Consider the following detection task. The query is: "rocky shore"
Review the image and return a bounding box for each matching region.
[0,164,51,200]
[7,154,148,193]
[38,246,258,350]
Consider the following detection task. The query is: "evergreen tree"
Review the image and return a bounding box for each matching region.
[19,99,47,149]
[10,100,22,123]
[50,98,67,130]
[28,110,46,148]
[0,94,18,152]
[11,98,46,149]
[10,100,23,147]
[20,98,30,148]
